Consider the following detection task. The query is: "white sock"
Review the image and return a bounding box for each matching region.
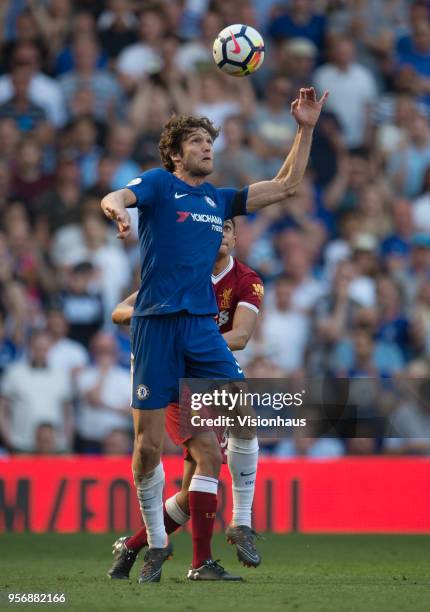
[165,494,190,525]
[189,474,218,495]
[136,463,167,548]
[227,437,259,528]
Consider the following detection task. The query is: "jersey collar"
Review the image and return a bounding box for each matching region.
[212,255,234,284]
[173,173,208,193]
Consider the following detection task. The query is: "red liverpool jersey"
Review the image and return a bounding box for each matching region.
[166,255,264,457]
[212,256,264,332]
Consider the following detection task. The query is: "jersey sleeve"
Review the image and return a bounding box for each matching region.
[124,167,166,209]
[237,272,264,314]
[218,187,249,219]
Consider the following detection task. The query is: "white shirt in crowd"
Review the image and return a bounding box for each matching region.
[313,63,377,147]
[176,42,211,72]
[47,338,89,373]
[262,308,310,373]
[412,193,430,233]
[50,229,131,325]
[75,365,131,442]
[0,72,66,127]
[291,278,326,312]
[194,101,241,151]
[117,43,162,77]
[1,362,72,451]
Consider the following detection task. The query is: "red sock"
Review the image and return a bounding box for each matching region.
[189,490,217,568]
[127,505,182,551]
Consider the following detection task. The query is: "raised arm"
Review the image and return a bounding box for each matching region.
[246,87,329,213]
[101,188,136,239]
[112,291,138,325]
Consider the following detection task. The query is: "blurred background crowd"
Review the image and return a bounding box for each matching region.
[1,0,430,457]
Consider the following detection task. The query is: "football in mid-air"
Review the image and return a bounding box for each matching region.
[213,24,265,77]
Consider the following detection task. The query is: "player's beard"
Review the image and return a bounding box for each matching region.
[189,159,213,177]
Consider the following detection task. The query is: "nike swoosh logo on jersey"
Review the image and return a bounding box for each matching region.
[240,470,256,477]
[175,192,188,199]
[230,30,241,54]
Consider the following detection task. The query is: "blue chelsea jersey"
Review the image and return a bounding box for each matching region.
[125,168,248,316]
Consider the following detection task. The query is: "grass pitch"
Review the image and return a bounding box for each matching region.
[1,533,429,612]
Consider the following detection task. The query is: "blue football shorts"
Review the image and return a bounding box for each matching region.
[130,313,244,409]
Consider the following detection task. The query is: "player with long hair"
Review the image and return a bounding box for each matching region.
[108,218,264,580]
[101,88,328,582]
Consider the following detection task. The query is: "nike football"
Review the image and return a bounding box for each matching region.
[213,24,265,77]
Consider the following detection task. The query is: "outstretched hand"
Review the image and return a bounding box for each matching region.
[290,87,329,129]
[103,205,131,239]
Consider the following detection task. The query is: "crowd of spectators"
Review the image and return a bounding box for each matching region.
[1,0,430,457]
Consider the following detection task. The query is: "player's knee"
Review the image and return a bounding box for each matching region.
[196,446,222,477]
[134,434,161,469]
[230,427,257,440]
[187,434,222,477]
